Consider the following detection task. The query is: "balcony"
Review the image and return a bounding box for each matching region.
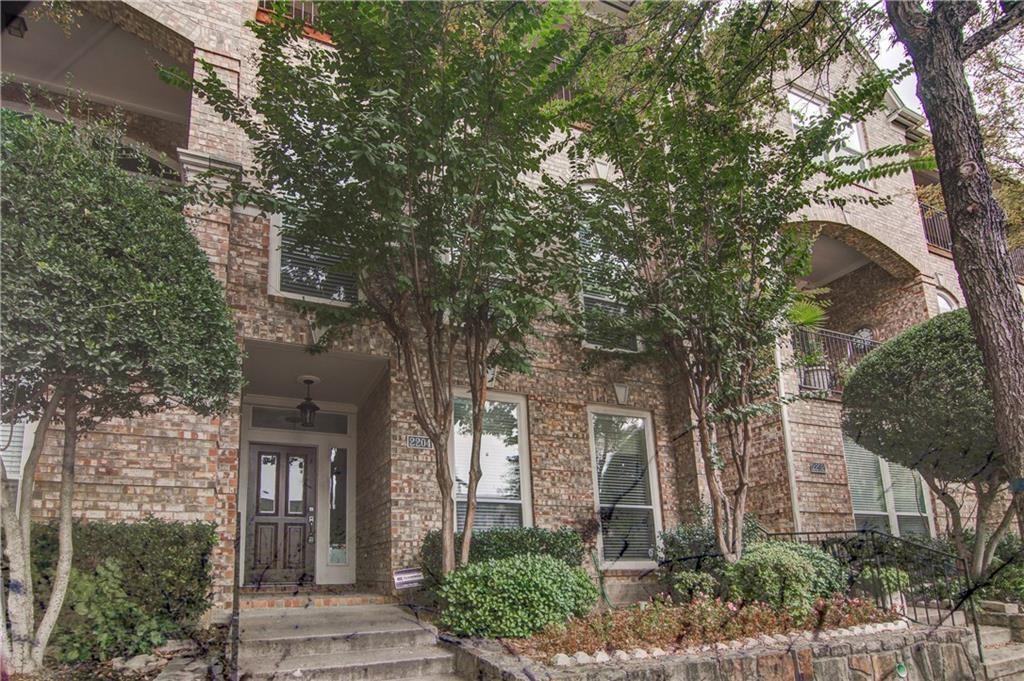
[257,0,319,24]
[920,202,952,252]
[792,328,879,395]
[920,202,1024,279]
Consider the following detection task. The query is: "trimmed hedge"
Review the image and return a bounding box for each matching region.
[787,542,848,597]
[420,526,584,587]
[31,518,218,662]
[438,554,597,638]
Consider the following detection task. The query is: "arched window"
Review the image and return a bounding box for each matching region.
[936,290,957,314]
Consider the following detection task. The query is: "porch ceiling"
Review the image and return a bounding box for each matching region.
[803,235,870,288]
[2,3,190,122]
[242,340,388,407]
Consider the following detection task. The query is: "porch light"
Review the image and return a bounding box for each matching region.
[296,376,320,428]
[612,382,630,405]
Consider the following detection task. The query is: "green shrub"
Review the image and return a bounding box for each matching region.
[438,554,598,638]
[658,511,763,599]
[786,543,848,597]
[858,566,911,593]
[53,560,168,663]
[672,571,718,601]
[420,526,584,587]
[30,518,217,661]
[725,542,817,617]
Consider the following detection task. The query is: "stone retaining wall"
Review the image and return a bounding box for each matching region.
[444,626,981,680]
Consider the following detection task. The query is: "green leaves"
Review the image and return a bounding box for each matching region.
[0,108,242,428]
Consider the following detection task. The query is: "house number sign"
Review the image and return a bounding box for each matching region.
[406,435,433,450]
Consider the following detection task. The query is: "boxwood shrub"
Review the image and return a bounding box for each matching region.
[725,542,817,617]
[420,526,584,587]
[438,554,597,638]
[786,542,848,597]
[30,517,218,661]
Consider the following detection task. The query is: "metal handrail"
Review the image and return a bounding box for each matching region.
[792,328,879,394]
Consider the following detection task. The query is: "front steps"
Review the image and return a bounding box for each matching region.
[975,601,1024,680]
[238,604,458,680]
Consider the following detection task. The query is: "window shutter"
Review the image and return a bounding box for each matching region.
[279,233,358,303]
[0,422,26,480]
[842,436,886,513]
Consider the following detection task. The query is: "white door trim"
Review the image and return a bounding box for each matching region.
[239,396,358,585]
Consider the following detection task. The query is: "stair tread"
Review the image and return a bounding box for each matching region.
[982,642,1024,663]
[241,645,453,674]
[241,619,434,641]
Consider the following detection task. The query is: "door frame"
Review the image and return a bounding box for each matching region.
[239,394,358,586]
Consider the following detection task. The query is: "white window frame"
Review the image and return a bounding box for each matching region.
[936,290,958,314]
[587,405,663,570]
[268,215,358,308]
[449,390,534,530]
[1,420,38,483]
[850,454,936,539]
[787,89,869,174]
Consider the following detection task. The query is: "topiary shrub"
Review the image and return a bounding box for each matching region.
[438,554,598,638]
[786,543,848,597]
[420,526,584,587]
[725,542,816,617]
[30,518,217,661]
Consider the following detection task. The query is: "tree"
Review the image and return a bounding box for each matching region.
[0,108,241,673]
[885,1,1024,499]
[843,308,1014,579]
[568,2,914,562]
[190,1,582,576]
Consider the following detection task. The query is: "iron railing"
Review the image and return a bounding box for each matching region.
[791,328,878,394]
[764,530,984,662]
[257,0,319,25]
[920,202,952,251]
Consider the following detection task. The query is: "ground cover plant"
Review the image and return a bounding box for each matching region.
[509,595,898,659]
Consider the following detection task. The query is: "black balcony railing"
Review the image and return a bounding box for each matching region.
[920,202,952,251]
[258,0,319,25]
[792,328,879,394]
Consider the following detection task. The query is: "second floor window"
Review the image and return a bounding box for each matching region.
[269,219,358,305]
[788,91,867,172]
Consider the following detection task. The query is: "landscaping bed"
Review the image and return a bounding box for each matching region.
[505,595,899,662]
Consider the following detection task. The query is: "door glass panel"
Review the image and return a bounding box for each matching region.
[257,453,277,514]
[252,406,348,434]
[328,448,347,564]
[286,456,305,515]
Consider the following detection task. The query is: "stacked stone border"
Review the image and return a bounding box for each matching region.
[443,624,982,680]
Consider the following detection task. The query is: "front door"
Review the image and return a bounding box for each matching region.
[246,444,317,584]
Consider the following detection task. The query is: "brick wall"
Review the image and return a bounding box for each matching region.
[355,372,392,591]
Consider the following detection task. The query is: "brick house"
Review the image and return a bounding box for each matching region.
[3,1,1023,618]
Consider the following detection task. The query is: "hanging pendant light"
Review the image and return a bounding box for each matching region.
[297,377,320,428]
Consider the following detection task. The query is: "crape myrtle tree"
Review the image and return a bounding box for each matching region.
[191,1,584,576]
[568,2,921,562]
[885,1,1024,497]
[0,109,241,673]
[843,309,1013,579]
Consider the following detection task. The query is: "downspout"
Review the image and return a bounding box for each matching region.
[775,341,802,533]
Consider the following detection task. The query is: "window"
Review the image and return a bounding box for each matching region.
[788,91,867,171]
[843,436,932,538]
[268,219,358,306]
[588,408,661,566]
[0,421,33,481]
[936,290,957,314]
[251,405,349,434]
[453,394,532,531]
[578,191,639,352]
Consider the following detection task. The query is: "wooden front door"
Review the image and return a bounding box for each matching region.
[246,444,317,584]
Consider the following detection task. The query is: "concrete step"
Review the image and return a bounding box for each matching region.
[977,625,1013,648]
[239,645,455,680]
[238,591,397,612]
[982,641,1024,679]
[240,623,437,660]
[980,601,1020,615]
[978,611,1024,633]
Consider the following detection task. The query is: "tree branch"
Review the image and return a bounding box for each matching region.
[885,0,932,54]
[963,2,1024,59]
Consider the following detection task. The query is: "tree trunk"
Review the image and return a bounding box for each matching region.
[887,1,1024,493]
[459,327,488,566]
[434,432,457,576]
[31,391,78,668]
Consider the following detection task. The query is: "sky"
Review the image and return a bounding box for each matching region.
[876,41,923,114]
